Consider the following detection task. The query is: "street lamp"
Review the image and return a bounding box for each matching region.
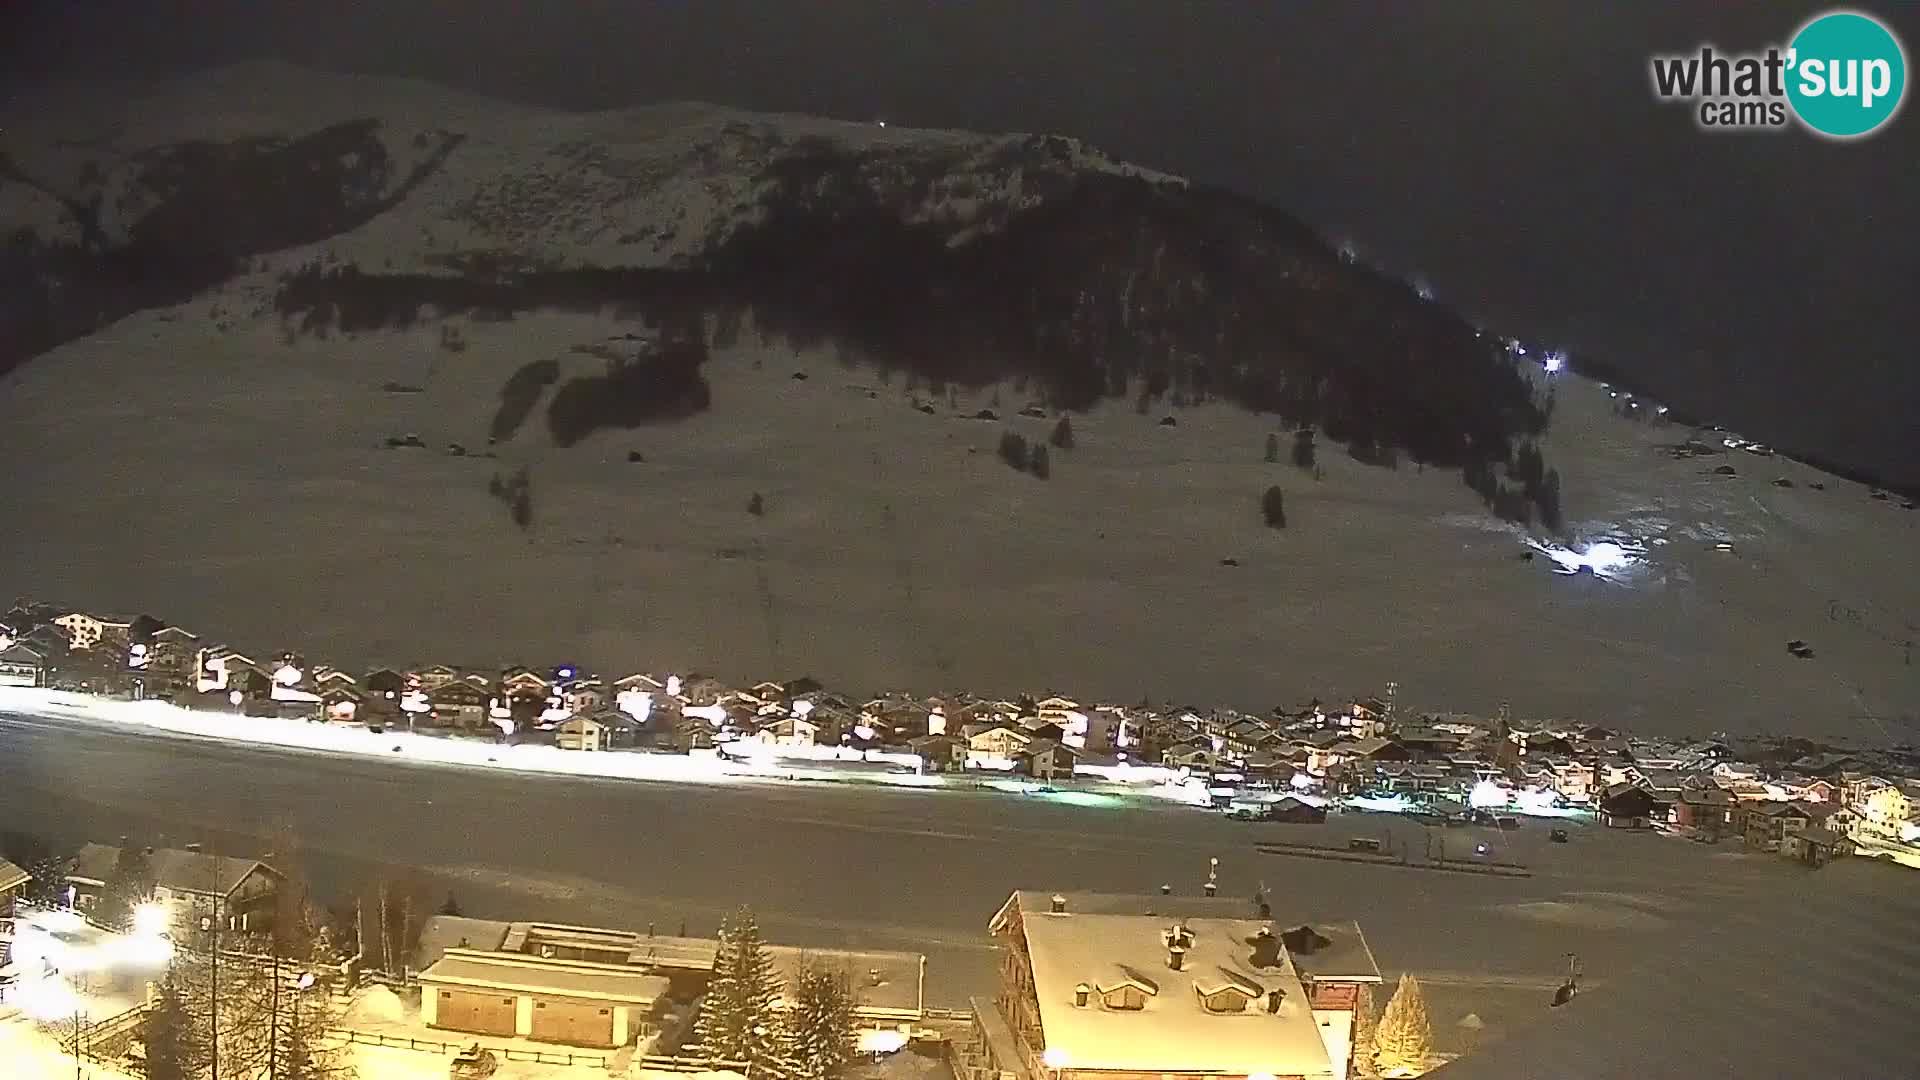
[269,958,318,1078]
[199,914,219,1080]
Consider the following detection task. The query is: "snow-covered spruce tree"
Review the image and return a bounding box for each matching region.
[690,908,786,1072]
[1374,973,1434,1076]
[1349,981,1381,1079]
[783,957,858,1080]
[140,969,199,1080]
[276,984,356,1080]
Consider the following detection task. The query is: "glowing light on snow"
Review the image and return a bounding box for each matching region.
[133,902,169,937]
[1346,794,1416,813]
[618,689,653,722]
[1043,1049,1069,1070]
[556,666,575,680]
[859,1029,909,1055]
[1469,780,1510,809]
[229,690,244,707]
[792,699,815,718]
[1290,772,1315,791]
[1543,351,1566,374]
[273,664,302,686]
[685,703,726,727]
[1529,538,1643,579]
[1657,406,1670,415]
[400,690,431,714]
[1514,788,1560,814]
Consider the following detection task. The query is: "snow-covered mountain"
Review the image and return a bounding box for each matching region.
[1,63,1914,737]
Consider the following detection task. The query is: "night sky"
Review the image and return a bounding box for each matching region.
[5,2,1916,484]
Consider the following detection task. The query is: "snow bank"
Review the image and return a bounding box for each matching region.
[343,984,410,1026]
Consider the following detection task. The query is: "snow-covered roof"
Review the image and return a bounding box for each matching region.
[420,947,670,1005]
[415,916,924,1017]
[69,842,277,896]
[0,857,30,894]
[1014,910,1334,1076]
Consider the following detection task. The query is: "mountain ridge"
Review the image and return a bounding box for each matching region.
[0,64,1914,734]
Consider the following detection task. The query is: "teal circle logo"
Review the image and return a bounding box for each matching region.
[1786,10,1907,138]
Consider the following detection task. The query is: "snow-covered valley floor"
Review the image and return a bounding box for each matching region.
[2,299,1915,739]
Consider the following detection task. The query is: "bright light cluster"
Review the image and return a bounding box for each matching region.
[1528,537,1644,579]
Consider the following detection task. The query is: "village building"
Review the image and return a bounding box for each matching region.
[1597,784,1659,829]
[556,708,641,751]
[1015,739,1080,781]
[0,642,49,687]
[968,724,1034,766]
[1671,786,1736,838]
[1781,825,1856,867]
[980,891,1379,1080]
[911,733,968,772]
[429,679,492,730]
[1741,802,1815,853]
[51,611,136,653]
[130,625,201,699]
[66,842,282,934]
[414,916,925,1049]
[1,856,32,913]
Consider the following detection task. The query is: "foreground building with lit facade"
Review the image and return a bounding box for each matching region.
[974,891,1381,1080]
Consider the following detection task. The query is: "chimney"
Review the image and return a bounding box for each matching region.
[1073,983,1091,1008]
[868,968,883,988]
[1160,884,1172,896]
[144,846,155,857]
[1167,943,1186,971]
[185,842,203,853]
[1249,927,1281,970]
[1050,894,1068,914]
[1266,989,1284,1014]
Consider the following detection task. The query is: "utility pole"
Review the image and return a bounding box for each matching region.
[269,946,281,1079]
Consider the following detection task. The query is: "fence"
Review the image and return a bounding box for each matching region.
[640,1052,748,1073]
[59,1001,152,1066]
[328,1026,611,1068]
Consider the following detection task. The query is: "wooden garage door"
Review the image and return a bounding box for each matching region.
[436,989,517,1037]
[530,998,615,1047]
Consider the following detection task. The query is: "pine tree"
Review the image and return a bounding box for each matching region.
[1264,432,1280,463]
[1261,485,1287,529]
[1291,427,1317,469]
[1374,973,1433,1076]
[748,492,766,517]
[784,957,858,1080]
[141,971,197,1080]
[270,824,322,960]
[1349,982,1381,1079]
[691,908,785,1071]
[1050,417,1075,450]
[96,841,155,930]
[438,891,463,917]
[1029,443,1051,479]
[998,431,1029,471]
[1537,468,1564,532]
[277,985,356,1080]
